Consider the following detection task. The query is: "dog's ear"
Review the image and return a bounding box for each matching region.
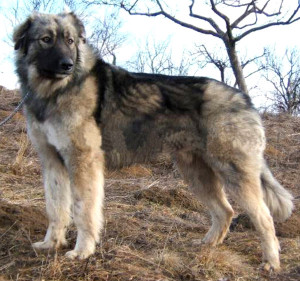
[69,12,86,44]
[13,17,32,53]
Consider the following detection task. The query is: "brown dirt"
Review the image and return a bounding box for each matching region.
[0,87,299,281]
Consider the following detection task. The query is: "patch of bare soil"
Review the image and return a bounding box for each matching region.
[0,87,299,281]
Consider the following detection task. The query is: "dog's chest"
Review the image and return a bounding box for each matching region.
[41,119,71,151]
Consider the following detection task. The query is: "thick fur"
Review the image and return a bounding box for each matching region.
[13,12,294,270]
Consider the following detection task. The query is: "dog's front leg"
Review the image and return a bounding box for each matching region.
[34,153,71,250]
[28,122,72,250]
[65,143,105,260]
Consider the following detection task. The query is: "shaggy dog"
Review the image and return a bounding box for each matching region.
[13,12,293,271]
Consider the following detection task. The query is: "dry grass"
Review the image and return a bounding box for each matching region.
[0,87,299,281]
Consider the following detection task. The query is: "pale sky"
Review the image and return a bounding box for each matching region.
[0,0,300,109]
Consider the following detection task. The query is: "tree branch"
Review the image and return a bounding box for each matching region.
[189,0,224,36]
[244,66,265,79]
[210,0,230,25]
[118,0,222,38]
[223,0,254,8]
[255,0,283,17]
[236,4,300,42]
[230,2,255,29]
[241,49,267,69]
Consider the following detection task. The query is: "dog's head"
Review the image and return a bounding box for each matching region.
[14,12,93,97]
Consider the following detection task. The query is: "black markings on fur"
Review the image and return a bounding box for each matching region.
[131,72,209,85]
[158,84,203,113]
[93,62,211,127]
[25,95,52,122]
[110,68,143,116]
[123,118,151,150]
[56,150,65,166]
[132,72,208,113]
[109,70,209,116]
[93,59,108,125]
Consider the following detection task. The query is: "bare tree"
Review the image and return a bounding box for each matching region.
[261,48,300,115]
[89,0,300,95]
[89,12,126,64]
[126,38,190,75]
[193,44,266,86]
[192,44,231,83]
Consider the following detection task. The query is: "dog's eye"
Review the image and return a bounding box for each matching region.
[41,36,51,43]
[67,39,74,45]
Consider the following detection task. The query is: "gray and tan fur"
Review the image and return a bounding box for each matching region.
[13,12,293,271]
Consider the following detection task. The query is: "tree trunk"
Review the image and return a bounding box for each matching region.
[225,40,249,95]
[220,67,225,83]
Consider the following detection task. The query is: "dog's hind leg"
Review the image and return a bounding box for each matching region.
[176,153,234,246]
[236,175,280,271]
[216,159,280,271]
[202,110,281,271]
[29,126,71,250]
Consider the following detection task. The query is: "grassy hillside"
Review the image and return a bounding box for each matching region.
[0,86,299,281]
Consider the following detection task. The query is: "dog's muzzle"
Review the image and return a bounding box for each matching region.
[60,58,74,73]
[39,58,74,79]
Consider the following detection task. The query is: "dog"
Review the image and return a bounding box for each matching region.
[13,12,294,271]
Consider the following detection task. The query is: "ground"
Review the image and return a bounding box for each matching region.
[0,86,299,281]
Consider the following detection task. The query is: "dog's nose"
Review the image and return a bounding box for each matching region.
[60,58,74,72]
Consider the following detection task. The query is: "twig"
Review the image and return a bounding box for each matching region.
[0,261,15,271]
[143,179,160,190]
[288,133,300,136]
[0,220,17,239]
[21,227,39,257]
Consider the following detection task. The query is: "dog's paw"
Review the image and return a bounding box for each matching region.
[33,238,67,250]
[33,240,55,250]
[65,249,93,260]
[65,250,79,260]
[260,262,280,273]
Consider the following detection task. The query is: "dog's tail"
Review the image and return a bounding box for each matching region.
[261,161,294,222]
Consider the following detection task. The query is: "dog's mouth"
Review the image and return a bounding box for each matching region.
[39,69,72,79]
